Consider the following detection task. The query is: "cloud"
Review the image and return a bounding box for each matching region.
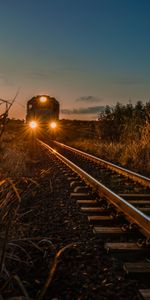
[75,96,102,102]
[61,106,105,115]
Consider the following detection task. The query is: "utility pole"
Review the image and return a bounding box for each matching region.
[0,98,11,139]
[0,90,20,139]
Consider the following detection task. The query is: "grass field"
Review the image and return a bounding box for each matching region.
[58,120,150,177]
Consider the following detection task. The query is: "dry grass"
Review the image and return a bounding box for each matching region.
[0,129,75,298]
[70,134,150,176]
[0,171,49,299]
[0,128,39,179]
[0,127,43,298]
[0,167,79,299]
[37,242,78,300]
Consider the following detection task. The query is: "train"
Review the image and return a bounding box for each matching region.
[26,95,59,130]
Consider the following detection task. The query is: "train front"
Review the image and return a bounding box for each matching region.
[26,95,59,133]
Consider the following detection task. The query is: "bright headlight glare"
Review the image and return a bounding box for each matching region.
[29,121,38,129]
[39,96,47,103]
[50,122,57,129]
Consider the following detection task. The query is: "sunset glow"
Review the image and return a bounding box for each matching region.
[0,1,150,120]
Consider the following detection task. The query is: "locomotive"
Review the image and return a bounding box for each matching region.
[26,95,59,130]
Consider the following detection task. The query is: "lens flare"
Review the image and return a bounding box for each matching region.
[50,122,57,129]
[29,121,38,129]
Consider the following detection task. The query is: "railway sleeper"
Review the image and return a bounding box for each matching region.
[88,215,114,225]
[139,207,150,214]
[128,200,150,205]
[139,289,150,300]
[77,200,98,206]
[80,207,109,215]
[104,242,150,260]
[92,227,137,242]
[119,194,150,200]
[93,226,127,237]
[70,192,95,200]
[123,261,150,275]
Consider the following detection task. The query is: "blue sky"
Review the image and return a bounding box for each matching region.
[0,0,150,119]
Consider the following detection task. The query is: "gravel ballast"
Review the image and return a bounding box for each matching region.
[0,142,143,299]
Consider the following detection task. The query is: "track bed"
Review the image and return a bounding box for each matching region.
[0,141,145,299]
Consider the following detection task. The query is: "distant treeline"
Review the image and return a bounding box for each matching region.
[98,101,150,142]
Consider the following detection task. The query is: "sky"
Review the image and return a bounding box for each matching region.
[0,0,150,120]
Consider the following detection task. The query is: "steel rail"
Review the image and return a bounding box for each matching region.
[53,141,150,188]
[38,139,150,238]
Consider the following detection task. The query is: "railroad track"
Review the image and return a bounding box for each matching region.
[38,139,150,300]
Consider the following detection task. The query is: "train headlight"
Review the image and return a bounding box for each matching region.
[50,121,57,129]
[39,96,47,103]
[29,121,38,129]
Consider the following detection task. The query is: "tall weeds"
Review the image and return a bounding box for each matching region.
[67,102,150,175]
[70,134,149,175]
